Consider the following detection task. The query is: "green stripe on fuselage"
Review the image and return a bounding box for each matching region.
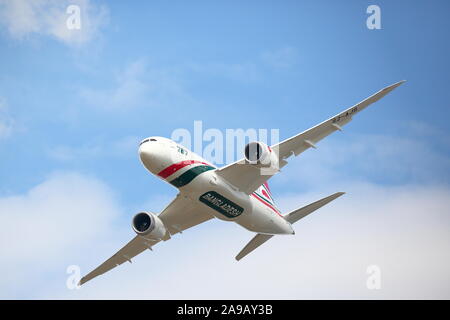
[253,191,274,206]
[169,165,215,188]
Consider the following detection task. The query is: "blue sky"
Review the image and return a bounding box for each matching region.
[0,0,449,299]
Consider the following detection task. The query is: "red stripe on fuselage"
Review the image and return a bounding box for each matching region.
[251,193,282,217]
[157,160,211,179]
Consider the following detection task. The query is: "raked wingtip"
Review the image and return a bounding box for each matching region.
[392,79,407,88]
[381,80,406,93]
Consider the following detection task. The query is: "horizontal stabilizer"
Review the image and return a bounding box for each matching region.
[284,192,345,224]
[235,233,274,261]
[235,192,345,261]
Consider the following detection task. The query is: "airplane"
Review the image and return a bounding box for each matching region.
[79,80,405,285]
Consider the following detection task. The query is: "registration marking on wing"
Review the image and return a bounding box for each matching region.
[332,106,358,123]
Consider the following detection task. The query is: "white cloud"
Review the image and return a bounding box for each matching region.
[1,175,449,299]
[403,120,450,149]
[0,0,108,46]
[0,171,125,298]
[51,183,450,299]
[1,127,449,299]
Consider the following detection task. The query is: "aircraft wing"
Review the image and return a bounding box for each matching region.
[215,81,405,194]
[78,235,155,286]
[158,193,215,236]
[79,193,213,285]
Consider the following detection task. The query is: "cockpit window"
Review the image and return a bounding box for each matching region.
[139,138,157,146]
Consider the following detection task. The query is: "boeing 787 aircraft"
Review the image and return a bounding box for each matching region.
[80,81,405,285]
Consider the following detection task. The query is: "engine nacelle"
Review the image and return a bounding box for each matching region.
[132,211,166,239]
[244,141,279,168]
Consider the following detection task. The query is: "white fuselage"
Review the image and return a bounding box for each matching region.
[138,136,294,235]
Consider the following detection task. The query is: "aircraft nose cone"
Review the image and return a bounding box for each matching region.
[138,139,170,173]
[139,142,157,171]
[139,144,152,163]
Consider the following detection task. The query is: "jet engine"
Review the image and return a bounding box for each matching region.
[244,141,279,168]
[132,211,167,239]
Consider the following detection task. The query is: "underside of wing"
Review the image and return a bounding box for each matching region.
[215,160,265,194]
[159,193,215,236]
[79,193,214,285]
[79,235,157,286]
[216,81,405,194]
